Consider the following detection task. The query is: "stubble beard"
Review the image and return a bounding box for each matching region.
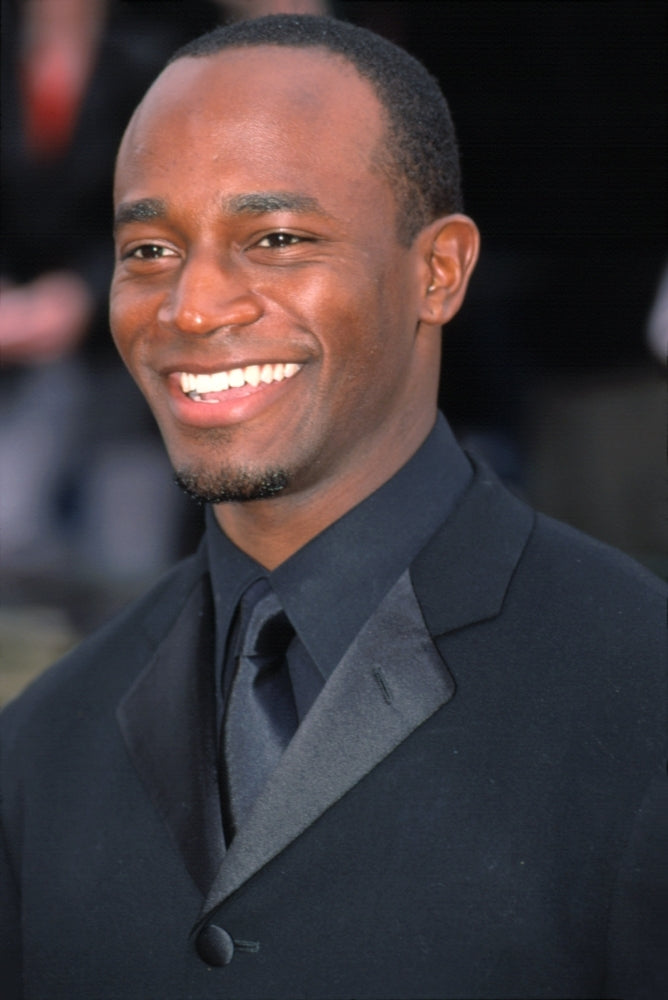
[174,463,289,504]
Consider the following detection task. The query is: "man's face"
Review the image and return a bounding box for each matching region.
[111,46,440,508]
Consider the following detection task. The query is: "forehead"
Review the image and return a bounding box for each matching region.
[116,46,387,197]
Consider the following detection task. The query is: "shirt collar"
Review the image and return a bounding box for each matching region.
[206,413,472,679]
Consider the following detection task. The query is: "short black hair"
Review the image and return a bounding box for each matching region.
[168,14,462,246]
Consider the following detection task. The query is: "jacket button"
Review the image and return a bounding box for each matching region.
[196,924,235,966]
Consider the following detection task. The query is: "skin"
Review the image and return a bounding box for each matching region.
[110,46,479,569]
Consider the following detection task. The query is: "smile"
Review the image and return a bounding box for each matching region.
[179,363,302,402]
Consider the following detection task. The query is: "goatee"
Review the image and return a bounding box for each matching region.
[174,466,289,504]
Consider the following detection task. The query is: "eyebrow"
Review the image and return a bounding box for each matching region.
[113,198,167,231]
[113,191,328,232]
[221,191,326,217]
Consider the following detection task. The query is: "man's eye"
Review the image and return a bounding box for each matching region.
[255,232,304,249]
[127,245,176,260]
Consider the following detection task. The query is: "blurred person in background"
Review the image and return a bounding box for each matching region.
[1,0,212,623]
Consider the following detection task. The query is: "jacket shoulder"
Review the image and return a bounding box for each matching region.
[527,508,667,612]
[413,458,666,645]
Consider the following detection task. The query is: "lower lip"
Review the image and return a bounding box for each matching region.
[164,371,301,428]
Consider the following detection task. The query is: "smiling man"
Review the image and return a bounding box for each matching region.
[1,14,666,1000]
[109,30,477,567]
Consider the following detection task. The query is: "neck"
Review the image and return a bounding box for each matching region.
[213,412,436,569]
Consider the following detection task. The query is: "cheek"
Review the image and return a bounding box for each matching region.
[109,282,130,350]
[109,285,152,367]
[327,276,410,372]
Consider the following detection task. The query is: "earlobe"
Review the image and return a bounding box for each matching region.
[419,214,480,326]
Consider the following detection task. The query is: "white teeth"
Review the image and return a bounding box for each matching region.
[244,365,261,387]
[179,363,301,397]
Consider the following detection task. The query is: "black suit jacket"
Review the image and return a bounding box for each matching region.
[2,460,666,998]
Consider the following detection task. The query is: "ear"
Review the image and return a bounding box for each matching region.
[416,214,480,327]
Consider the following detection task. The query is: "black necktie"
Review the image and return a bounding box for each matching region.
[223,580,298,837]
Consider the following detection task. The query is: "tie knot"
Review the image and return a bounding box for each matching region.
[239,580,293,660]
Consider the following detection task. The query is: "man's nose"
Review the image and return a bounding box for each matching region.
[158,253,263,335]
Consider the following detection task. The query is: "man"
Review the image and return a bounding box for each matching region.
[1,14,666,999]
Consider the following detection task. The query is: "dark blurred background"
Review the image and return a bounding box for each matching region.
[1,0,666,701]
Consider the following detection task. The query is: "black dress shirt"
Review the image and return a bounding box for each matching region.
[207,413,472,734]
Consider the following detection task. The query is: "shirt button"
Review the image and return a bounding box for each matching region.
[196,924,235,966]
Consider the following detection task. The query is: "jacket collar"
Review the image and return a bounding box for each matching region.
[412,457,534,635]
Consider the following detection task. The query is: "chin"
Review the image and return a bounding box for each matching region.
[173,465,289,504]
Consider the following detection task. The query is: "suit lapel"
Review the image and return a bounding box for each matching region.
[117,574,225,896]
[196,568,454,925]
